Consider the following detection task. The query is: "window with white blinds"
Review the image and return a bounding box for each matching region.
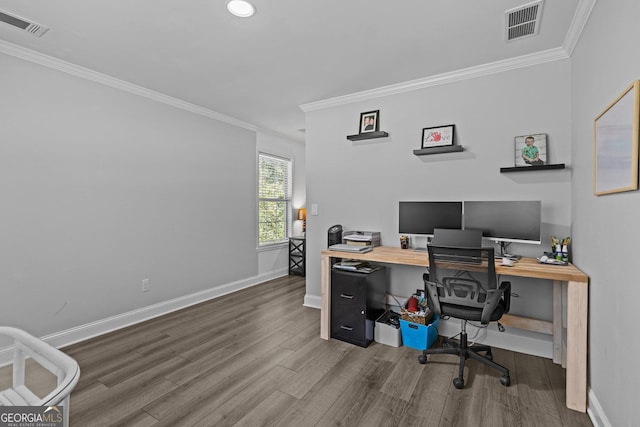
[258,153,292,245]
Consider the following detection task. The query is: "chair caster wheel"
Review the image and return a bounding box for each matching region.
[418,355,427,364]
[500,375,510,386]
[453,377,464,389]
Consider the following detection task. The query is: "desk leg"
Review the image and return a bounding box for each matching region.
[552,280,563,365]
[320,254,331,340]
[566,280,588,412]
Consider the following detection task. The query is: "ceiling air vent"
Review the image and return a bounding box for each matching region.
[505,0,544,41]
[0,9,49,37]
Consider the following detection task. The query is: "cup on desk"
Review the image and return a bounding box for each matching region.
[400,235,410,249]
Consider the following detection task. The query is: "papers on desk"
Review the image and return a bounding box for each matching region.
[343,234,372,242]
[537,255,568,266]
[342,231,381,247]
[329,243,373,253]
[333,260,380,273]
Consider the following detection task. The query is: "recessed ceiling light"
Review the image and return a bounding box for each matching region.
[227,0,255,18]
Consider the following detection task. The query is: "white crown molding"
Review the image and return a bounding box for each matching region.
[563,0,597,57]
[256,126,305,144]
[0,39,257,132]
[300,47,570,112]
[299,0,596,113]
[1,1,595,136]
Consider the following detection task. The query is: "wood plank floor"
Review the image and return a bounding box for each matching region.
[7,276,593,426]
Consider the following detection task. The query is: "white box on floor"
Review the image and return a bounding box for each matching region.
[374,311,402,347]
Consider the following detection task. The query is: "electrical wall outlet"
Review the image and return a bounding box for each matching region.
[141,278,150,292]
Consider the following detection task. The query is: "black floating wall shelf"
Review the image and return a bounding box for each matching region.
[500,163,566,173]
[413,145,464,156]
[346,131,389,141]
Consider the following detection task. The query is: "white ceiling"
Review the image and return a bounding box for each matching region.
[0,0,588,142]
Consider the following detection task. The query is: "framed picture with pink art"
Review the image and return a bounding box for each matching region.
[421,125,455,148]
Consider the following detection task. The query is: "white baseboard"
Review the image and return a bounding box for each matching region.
[303,293,321,309]
[0,268,288,366]
[587,388,611,427]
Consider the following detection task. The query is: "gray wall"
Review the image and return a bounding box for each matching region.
[0,53,258,338]
[305,59,573,356]
[571,1,640,425]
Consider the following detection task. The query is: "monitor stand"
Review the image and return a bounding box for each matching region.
[411,236,432,253]
[496,241,521,260]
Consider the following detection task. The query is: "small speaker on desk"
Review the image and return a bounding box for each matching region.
[328,224,343,247]
[328,224,343,266]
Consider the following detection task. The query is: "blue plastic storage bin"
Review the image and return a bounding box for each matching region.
[399,315,439,351]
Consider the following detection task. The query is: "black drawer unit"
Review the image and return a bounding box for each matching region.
[331,267,386,347]
[289,236,305,276]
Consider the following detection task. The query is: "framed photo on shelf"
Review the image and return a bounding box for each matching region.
[421,124,455,148]
[594,80,640,196]
[359,110,379,134]
[514,133,547,167]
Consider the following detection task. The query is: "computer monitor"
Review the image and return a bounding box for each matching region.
[463,201,541,246]
[398,201,463,235]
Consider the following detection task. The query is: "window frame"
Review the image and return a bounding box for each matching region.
[257,152,293,248]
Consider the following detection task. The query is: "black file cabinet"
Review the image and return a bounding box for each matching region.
[289,236,305,276]
[331,267,386,347]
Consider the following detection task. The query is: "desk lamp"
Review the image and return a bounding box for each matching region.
[297,208,307,233]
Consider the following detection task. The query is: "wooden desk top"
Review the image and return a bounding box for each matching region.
[322,246,588,283]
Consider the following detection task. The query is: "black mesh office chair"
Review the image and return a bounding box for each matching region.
[419,244,511,389]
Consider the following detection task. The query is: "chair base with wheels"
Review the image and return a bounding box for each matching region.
[418,319,510,388]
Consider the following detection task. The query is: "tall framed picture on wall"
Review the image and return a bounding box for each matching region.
[594,80,640,196]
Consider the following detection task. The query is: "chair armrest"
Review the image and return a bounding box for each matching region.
[424,280,442,317]
[480,281,512,324]
[500,281,511,313]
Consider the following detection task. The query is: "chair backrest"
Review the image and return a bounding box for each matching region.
[426,245,497,310]
[432,228,482,247]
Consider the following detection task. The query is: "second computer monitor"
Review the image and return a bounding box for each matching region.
[398,201,463,235]
[464,200,541,244]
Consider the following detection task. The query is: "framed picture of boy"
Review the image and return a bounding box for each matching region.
[359,110,379,134]
[514,133,547,167]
